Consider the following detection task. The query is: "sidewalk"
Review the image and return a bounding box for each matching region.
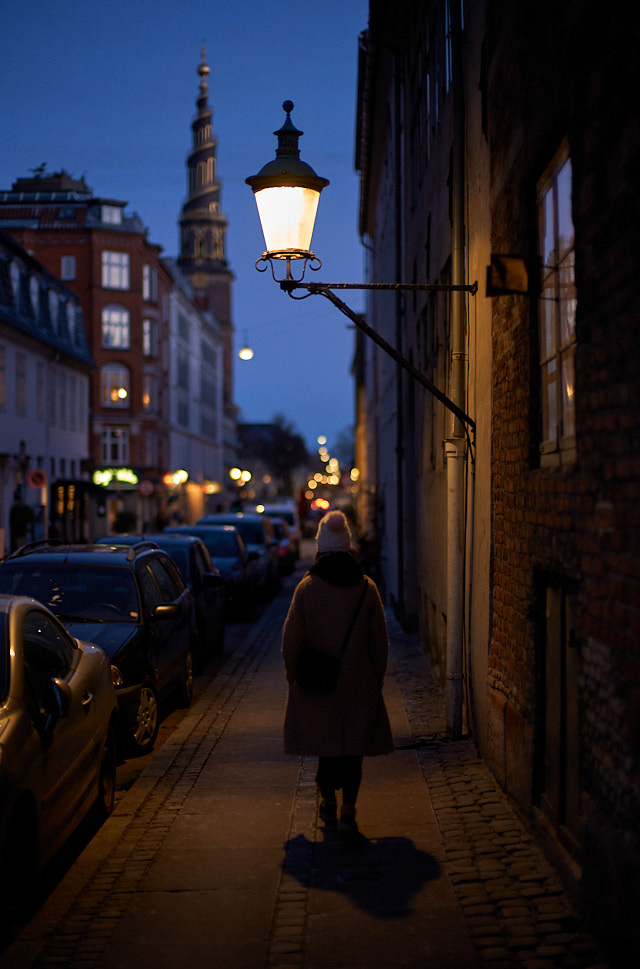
[2,574,607,969]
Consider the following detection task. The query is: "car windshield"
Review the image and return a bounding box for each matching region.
[204,532,241,556]
[0,613,7,702]
[0,564,140,622]
[227,521,263,545]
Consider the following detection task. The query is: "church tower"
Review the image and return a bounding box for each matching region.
[178,48,235,419]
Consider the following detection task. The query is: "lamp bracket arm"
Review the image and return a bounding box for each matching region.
[282,281,476,451]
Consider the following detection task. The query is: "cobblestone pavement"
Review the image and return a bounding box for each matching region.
[2,573,611,969]
[387,616,609,969]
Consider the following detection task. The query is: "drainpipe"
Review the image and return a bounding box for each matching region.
[445,1,467,739]
[394,54,405,624]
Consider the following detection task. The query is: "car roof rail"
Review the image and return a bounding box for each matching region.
[4,538,63,559]
[125,541,160,561]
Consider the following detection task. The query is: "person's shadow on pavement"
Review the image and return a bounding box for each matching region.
[282,830,441,919]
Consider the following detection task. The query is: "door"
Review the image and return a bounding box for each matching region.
[541,583,580,847]
[22,610,98,850]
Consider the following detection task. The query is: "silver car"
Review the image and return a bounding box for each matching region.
[0,594,118,910]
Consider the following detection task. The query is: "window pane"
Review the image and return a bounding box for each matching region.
[542,359,558,445]
[101,365,130,408]
[561,348,576,438]
[540,190,555,268]
[558,251,576,345]
[556,159,574,257]
[102,306,130,348]
[539,286,557,360]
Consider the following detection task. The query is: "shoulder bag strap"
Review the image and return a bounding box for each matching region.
[339,578,368,658]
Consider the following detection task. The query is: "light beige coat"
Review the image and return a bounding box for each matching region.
[282,572,394,757]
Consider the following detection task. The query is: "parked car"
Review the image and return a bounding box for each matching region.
[95,534,226,669]
[0,593,118,908]
[258,502,301,558]
[197,513,281,600]
[270,517,296,575]
[162,524,256,617]
[0,542,195,754]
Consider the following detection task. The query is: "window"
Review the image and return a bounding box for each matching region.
[16,352,27,415]
[69,375,77,430]
[66,302,76,342]
[37,362,45,420]
[30,276,39,318]
[48,290,58,331]
[101,205,122,225]
[61,255,76,280]
[177,347,189,388]
[102,427,129,464]
[101,251,130,290]
[102,305,130,348]
[142,373,157,412]
[538,143,576,464]
[10,262,20,307]
[23,610,74,718]
[142,265,158,302]
[100,364,130,408]
[142,318,157,357]
[59,371,67,429]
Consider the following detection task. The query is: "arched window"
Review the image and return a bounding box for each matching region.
[100,363,130,408]
[102,305,130,348]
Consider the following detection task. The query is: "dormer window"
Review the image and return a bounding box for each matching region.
[48,289,59,331]
[30,275,39,318]
[101,205,122,225]
[9,261,20,306]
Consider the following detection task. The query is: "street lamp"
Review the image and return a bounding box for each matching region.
[247,101,479,740]
[246,101,478,445]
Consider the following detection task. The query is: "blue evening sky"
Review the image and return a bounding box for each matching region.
[0,0,368,454]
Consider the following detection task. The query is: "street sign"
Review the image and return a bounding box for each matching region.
[28,469,47,489]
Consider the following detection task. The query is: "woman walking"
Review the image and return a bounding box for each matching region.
[282,510,393,839]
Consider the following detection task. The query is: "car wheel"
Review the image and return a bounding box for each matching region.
[177,649,194,708]
[132,683,160,753]
[95,725,117,819]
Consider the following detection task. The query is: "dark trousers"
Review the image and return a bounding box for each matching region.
[316,755,363,805]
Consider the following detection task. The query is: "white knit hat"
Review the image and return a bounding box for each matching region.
[316,510,353,553]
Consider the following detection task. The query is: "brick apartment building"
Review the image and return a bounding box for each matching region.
[0,50,233,531]
[0,171,174,532]
[355,1,639,963]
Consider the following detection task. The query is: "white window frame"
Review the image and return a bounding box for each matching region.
[101,251,130,290]
[101,428,129,465]
[61,255,76,280]
[101,205,122,225]
[142,318,158,357]
[537,141,576,466]
[102,305,131,349]
[142,265,158,302]
[100,363,130,408]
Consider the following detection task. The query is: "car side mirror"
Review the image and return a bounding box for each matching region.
[152,603,180,621]
[203,571,226,588]
[43,677,72,734]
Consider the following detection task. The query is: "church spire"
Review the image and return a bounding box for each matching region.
[177,47,235,417]
[178,46,230,281]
